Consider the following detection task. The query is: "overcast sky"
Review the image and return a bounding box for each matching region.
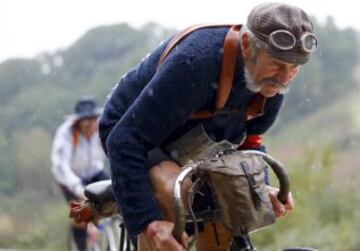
[0,0,358,63]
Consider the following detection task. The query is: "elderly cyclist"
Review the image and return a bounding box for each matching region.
[99,2,318,251]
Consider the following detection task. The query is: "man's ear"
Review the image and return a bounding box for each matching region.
[241,32,251,62]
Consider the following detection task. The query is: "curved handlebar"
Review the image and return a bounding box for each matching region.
[241,150,290,204]
[172,165,195,242]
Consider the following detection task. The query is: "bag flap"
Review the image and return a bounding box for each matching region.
[200,151,267,176]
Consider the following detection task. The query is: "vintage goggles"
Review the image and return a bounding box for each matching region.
[254,29,318,53]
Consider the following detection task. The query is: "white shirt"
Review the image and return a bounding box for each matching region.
[51,116,106,197]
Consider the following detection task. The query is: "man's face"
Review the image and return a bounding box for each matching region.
[244,48,300,97]
[77,117,98,137]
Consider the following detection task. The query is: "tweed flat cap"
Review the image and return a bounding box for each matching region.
[247,2,316,64]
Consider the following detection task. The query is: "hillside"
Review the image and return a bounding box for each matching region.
[269,91,360,148]
[267,90,360,187]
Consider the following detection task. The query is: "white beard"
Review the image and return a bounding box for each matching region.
[244,68,262,93]
[244,67,290,95]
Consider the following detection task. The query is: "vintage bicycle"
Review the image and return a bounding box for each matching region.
[71,149,318,251]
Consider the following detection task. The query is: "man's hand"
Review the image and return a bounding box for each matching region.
[138,220,188,251]
[266,185,295,217]
[69,200,97,224]
[69,200,118,225]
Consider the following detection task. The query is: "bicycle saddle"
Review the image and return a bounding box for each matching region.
[84,180,116,204]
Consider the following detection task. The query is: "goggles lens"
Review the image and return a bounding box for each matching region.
[269,30,296,50]
[302,33,318,52]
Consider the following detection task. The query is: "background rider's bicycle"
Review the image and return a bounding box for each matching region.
[67,214,123,251]
[70,180,135,251]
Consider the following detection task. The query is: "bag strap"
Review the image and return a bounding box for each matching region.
[157,24,266,120]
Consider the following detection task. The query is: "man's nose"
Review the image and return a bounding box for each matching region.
[276,71,294,85]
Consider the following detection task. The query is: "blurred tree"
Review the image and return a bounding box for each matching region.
[0,22,173,197]
[14,128,53,194]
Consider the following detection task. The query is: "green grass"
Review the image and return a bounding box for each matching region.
[0,191,69,250]
[251,146,360,251]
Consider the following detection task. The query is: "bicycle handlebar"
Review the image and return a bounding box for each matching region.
[172,150,290,241]
[241,150,290,204]
[172,165,196,242]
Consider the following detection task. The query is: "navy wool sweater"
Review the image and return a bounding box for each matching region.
[99,27,284,237]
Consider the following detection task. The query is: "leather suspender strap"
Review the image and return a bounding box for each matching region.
[190,24,241,119]
[245,93,266,121]
[215,25,241,113]
[157,24,236,68]
[157,24,242,119]
[156,24,266,120]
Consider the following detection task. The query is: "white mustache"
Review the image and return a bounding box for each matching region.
[244,68,290,95]
[262,78,290,95]
[262,77,278,85]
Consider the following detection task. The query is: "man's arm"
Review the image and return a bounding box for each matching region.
[103,52,212,238]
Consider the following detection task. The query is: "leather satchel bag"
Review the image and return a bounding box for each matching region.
[199,150,281,235]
